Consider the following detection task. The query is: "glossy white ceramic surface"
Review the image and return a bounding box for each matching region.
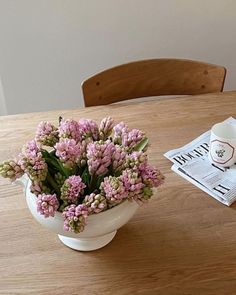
[22,177,139,251]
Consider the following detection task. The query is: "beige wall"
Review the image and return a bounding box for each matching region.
[0,0,235,114]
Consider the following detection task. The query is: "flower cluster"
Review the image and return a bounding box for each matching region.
[0,117,164,234]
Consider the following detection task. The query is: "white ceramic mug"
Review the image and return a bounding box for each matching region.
[209,122,236,167]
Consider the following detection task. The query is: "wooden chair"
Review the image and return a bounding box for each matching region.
[82,58,226,107]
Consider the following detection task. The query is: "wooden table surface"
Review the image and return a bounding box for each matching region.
[1,92,236,295]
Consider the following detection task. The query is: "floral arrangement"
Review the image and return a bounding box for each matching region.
[0,117,164,234]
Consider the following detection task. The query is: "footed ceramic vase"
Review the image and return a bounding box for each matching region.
[17,176,139,251]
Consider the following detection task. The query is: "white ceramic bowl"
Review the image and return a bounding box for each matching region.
[21,177,139,251]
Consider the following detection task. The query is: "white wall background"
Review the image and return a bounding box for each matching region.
[0,77,7,116]
[0,0,235,115]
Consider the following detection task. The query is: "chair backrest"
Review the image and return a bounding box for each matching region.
[82,58,226,107]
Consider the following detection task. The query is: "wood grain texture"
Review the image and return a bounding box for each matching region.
[0,91,236,295]
[82,59,226,106]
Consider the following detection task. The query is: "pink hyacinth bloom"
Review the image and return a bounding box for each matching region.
[79,119,99,140]
[126,151,147,170]
[35,121,58,146]
[120,168,144,198]
[36,193,59,218]
[55,138,83,167]
[30,181,44,196]
[140,164,165,188]
[62,204,88,233]
[22,139,40,158]
[100,176,128,206]
[87,140,115,176]
[99,117,114,140]
[19,140,48,181]
[112,145,127,174]
[79,139,90,167]
[58,118,81,141]
[122,128,145,149]
[83,193,107,214]
[0,160,24,181]
[61,175,86,203]
[113,122,128,144]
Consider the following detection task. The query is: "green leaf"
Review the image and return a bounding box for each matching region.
[133,137,149,151]
[41,149,51,158]
[42,149,70,177]
[96,175,105,189]
[81,166,90,186]
[46,171,60,195]
[56,158,70,177]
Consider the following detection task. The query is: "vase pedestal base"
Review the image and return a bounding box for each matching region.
[58,231,117,251]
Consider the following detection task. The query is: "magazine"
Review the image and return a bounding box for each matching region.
[164,117,236,206]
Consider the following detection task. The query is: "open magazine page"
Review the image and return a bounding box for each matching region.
[164,117,236,206]
[171,165,231,206]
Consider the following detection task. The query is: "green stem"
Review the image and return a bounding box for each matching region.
[89,174,97,192]
[47,172,60,195]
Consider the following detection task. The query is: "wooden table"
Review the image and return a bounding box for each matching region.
[1,92,236,294]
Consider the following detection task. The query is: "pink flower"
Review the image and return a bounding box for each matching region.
[58,118,81,141]
[126,151,147,170]
[87,140,115,176]
[113,122,128,144]
[62,204,88,233]
[113,123,145,149]
[30,180,49,196]
[79,119,99,140]
[55,139,83,168]
[120,168,144,199]
[99,117,114,140]
[111,145,127,174]
[100,176,128,206]
[122,128,145,149]
[0,160,24,181]
[83,193,107,213]
[61,175,86,203]
[19,140,48,181]
[22,139,40,158]
[140,164,165,188]
[36,193,59,218]
[35,121,58,146]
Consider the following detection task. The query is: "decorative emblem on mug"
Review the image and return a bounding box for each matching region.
[215,149,225,158]
[210,140,234,165]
